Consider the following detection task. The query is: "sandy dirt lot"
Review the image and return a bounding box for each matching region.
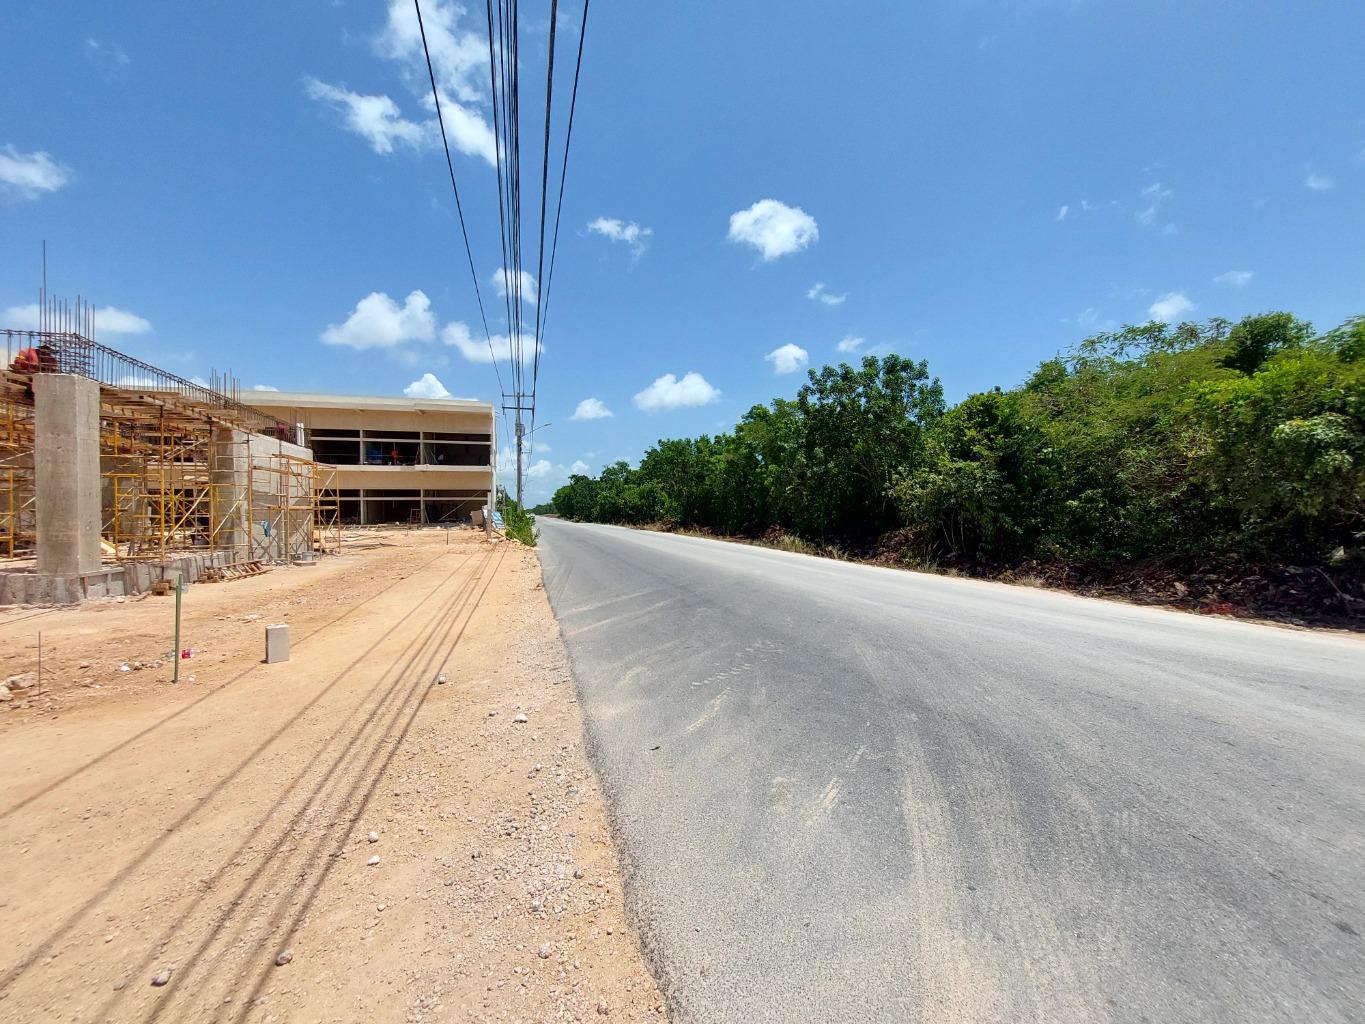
[0,529,664,1023]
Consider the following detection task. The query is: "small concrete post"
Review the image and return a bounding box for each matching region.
[264,623,290,664]
[34,374,103,576]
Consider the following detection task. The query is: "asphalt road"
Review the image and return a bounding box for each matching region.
[537,518,1365,1024]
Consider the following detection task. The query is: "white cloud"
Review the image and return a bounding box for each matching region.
[114,374,159,389]
[321,290,436,349]
[94,307,152,336]
[1135,182,1175,233]
[441,320,539,365]
[727,199,818,261]
[1,303,150,336]
[490,267,538,306]
[1305,170,1334,191]
[1055,205,1069,222]
[835,334,865,353]
[1148,291,1194,324]
[372,0,496,165]
[403,372,452,398]
[305,1,497,167]
[515,455,592,503]
[305,78,431,155]
[377,0,487,104]
[414,89,497,164]
[84,38,129,76]
[633,372,720,411]
[807,282,847,306]
[570,397,613,421]
[526,459,558,480]
[1063,308,1117,332]
[588,217,652,257]
[765,343,809,375]
[252,384,280,392]
[0,145,73,199]
[498,440,551,467]
[1213,270,1253,287]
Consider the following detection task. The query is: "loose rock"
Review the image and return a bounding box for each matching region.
[366,831,379,843]
[367,855,381,866]
[514,713,529,724]
[275,948,294,967]
[151,968,172,987]
[537,942,552,959]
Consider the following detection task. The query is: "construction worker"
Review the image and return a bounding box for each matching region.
[10,347,39,374]
[8,342,58,397]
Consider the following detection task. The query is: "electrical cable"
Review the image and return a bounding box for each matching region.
[412,0,506,398]
[532,0,590,366]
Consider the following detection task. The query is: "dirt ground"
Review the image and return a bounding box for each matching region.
[0,529,665,1023]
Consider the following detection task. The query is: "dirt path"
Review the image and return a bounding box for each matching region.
[0,529,664,1023]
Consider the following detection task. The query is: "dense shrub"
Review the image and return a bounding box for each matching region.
[499,492,537,547]
[554,315,1364,574]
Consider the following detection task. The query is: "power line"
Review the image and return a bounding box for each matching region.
[528,0,590,463]
[533,0,591,363]
[478,0,591,507]
[411,0,505,397]
[485,0,516,393]
[531,0,559,375]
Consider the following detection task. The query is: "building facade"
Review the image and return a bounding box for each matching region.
[246,392,496,526]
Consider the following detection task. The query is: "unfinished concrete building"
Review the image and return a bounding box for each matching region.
[1,325,332,604]
[245,392,496,526]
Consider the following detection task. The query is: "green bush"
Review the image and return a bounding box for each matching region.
[500,495,537,547]
[553,313,1365,572]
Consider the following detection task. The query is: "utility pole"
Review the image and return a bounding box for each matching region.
[514,416,524,508]
[503,394,533,509]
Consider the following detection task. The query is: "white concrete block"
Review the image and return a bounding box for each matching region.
[265,623,290,664]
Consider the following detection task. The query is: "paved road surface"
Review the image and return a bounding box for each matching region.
[537,518,1365,1024]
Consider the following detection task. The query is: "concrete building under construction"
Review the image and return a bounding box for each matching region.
[1,310,494,605]
[245,391,496,527]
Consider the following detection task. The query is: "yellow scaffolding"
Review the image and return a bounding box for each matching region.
[0,378,36,559]
[100,401,227,561]
[1,326,335,573]
[314,465,342,556]
[0,379,332,568]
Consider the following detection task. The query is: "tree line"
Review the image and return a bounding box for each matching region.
[552,312,1364,578]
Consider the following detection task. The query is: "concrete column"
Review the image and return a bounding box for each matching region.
[35,374,103,575]
[209,425,249,560]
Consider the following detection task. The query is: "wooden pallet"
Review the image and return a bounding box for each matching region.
[202,559,269,583]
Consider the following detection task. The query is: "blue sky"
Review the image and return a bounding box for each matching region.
[2,1,1362,502]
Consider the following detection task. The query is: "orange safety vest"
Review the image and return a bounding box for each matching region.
[11,348,40,374]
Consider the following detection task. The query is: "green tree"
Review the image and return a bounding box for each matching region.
[891,389,1055,561]
[792,355,944,539]
[1220,312,1313,375]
